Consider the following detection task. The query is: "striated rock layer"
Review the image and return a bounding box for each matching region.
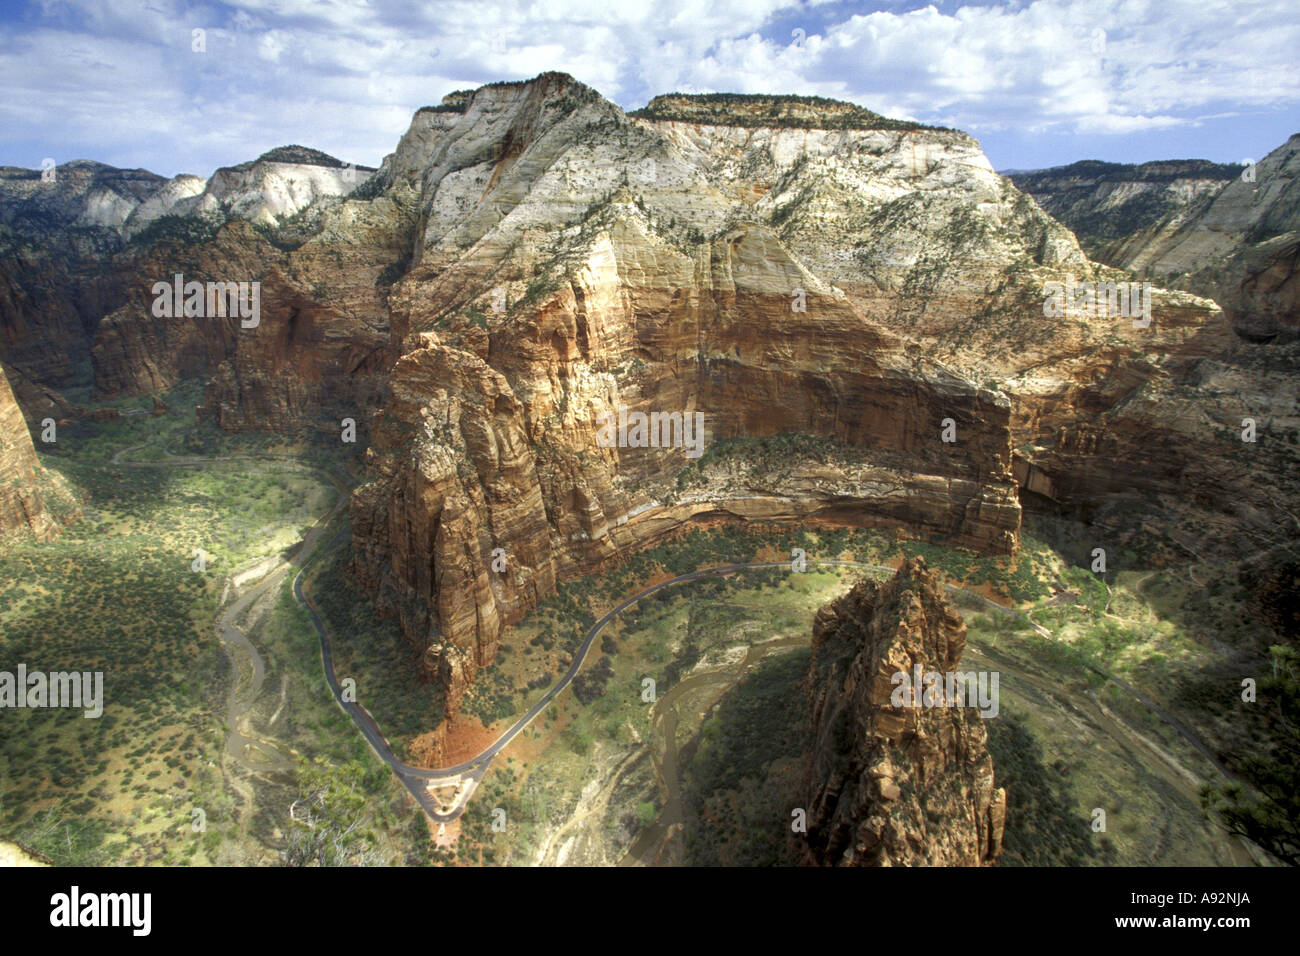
[6,73,1286,715]
[0,149,379,403]
[346,74,1103,712]
[350,229,1022,710]
[1013,136,1300,343]
[0,363,77,540]
[1008,159,1242,266]
[1005,138,1299,575]
[798,557,1005,866]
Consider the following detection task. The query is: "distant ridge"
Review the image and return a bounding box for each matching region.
[235,144,377,172]
[630,91,949,132]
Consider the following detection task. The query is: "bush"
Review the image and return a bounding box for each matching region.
[130,214,220,247]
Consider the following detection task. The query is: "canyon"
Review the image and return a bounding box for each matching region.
[1,72,1294,725]
[1013,138,1299,343]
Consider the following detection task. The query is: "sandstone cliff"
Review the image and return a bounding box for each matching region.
[3,73,1290,717]
[1149,136,1300,344]
[0,148,378,402]
[798,557,1005,866]
[0,161,148,387]
[0,362,77,540]
[347,76,1270,714]
[1003,139,1299,574]
[347,75,1041,712]
[1012,136,1300,342]
[1008,159,1242,266]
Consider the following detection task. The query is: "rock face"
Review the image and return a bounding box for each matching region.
[350,341,557,703]
[0,161,151,387]
[0,149,377,401]
[346,76,1048,712]
[351,215,1022,709]
[3,72,1290,715]
[1003,139,1299,578]
[1008,159,1242,266]
[0,363,77,540]
[1012,137,1300,342]
[85,216,400,431]
[798,557,1005,866]
[154,146,375,232]
[1146,136,1300,343]
[1132,137,1299,279]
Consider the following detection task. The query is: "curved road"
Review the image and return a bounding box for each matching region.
[103,435,1250,836]
[96,439,461,820]
[293,546,1241,825]
[211,464,349,776]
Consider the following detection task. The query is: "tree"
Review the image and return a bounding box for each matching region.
[1202,645,1300,866]
[279,758,388,866]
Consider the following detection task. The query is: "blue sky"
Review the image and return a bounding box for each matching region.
[2,0,1297,178]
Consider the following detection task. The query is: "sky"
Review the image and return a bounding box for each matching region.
[2,0,1297,178]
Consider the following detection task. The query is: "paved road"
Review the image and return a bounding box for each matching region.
[293,547,817,820]
[211,460,353,776]
[293,552,852,820]
[107,444,345,772]
[295,548,1245,824]
[96,438,1254,831]
[291,551,1025,821]
[292,532,453,821]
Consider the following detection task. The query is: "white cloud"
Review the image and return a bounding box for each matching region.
[2,0,1297,176]
[1076,113,1186,134]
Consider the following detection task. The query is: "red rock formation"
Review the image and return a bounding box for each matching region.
[0,363,77,540]
[10,73,1285,716]
[89,223,273,398]
[350,340,557,712]
[351,210,1022,713]
[798,557,1006,866]
[0,161,154,387]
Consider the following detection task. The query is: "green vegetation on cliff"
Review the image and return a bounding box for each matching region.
[631,92,949,132]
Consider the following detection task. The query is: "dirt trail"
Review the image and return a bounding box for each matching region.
[965,642,1254,866]
[107,438,351,833]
